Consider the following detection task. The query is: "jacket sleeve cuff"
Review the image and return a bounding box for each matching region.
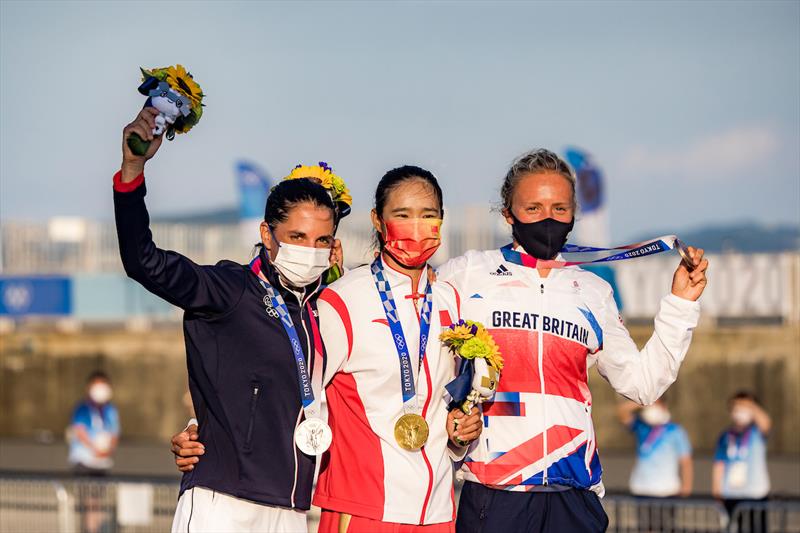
[113,170,145,193]
[661,293,701,329]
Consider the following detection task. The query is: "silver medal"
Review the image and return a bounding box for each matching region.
[294,418,332,456]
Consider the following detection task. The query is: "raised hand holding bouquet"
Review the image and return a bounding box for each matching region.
[441,320,502,444]
[127,65,204,156]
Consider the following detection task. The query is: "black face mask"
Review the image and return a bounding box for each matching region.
[511,215,575,260]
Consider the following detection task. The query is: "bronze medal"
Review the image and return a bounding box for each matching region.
[394,413,429,451]
[674,238,694,271]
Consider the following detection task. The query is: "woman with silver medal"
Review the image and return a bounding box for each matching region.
[115,110,351,533]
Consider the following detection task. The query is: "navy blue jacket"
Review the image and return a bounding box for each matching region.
[114,178,323,510]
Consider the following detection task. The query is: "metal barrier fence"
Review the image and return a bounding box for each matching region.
[0,475,178,533]
[603,495,800,533]
[1,475,798,532]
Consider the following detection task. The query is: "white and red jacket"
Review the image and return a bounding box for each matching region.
[437,248,700,495]
[314,262,464,525]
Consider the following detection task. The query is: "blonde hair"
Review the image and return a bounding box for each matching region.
[500,149,577,212]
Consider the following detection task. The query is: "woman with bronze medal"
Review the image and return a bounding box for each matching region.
[117,108,352,532]
[436,149,709,533]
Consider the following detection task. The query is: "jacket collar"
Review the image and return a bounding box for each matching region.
[379,253,430,297]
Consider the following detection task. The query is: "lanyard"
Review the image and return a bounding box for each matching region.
[641,425,666,455]
[89,404,106,431]
[370,256,434,412]
[727,427,752,461]
[501,235,680,269]
[250,257,323,419]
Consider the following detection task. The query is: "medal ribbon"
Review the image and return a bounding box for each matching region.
[370,256,434,411]
[640,425,666,455]
[727,427,752,461]
[501,235,681,269]
[250,257,323,419]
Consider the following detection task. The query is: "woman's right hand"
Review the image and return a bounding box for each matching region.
[121,107,164,182]
[170,423,205,472]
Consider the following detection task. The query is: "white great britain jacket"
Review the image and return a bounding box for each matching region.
[313,262,464,525]
[436,247,700,495]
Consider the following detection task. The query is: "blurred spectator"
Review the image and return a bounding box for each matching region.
[713,391,771,530]
[618,398,692,533]
[67,371,120,475]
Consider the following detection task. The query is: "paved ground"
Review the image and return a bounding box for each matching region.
[1,438,798,496]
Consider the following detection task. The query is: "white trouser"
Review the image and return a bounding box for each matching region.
[171,487,307,533]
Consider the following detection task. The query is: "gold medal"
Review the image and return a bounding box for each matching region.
[394,413,429,451]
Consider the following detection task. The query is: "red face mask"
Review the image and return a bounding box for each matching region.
[381,219,442,267]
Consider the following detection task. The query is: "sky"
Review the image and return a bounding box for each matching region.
[1,0,798,242]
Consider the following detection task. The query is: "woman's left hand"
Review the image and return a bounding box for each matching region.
[447,406,482,446]
[671,246,709,301]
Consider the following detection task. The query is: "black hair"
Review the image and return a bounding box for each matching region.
[264,178,336,228]
[375,165,443,218]
[730,390,760,405]
[373,165,444,250]
[87,370,110,384]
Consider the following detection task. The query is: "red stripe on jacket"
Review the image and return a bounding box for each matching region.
[319,288,353,359]
[313,372,385,519]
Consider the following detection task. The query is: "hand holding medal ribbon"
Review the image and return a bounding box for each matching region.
[504,234,708,302]
[504,235,694,270]
[441,320,503,446]
[126,65,204,156]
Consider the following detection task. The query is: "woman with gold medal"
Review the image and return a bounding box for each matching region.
[312,166,485,533]
[172,166,485,532]
[313,166,481,532]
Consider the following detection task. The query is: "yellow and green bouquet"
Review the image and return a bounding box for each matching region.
[127,64,205,156]
[441,319,503,414]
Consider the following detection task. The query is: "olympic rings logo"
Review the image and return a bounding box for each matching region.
[394,333,406,349]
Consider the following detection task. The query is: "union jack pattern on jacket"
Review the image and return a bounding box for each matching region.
[437,248,700,495]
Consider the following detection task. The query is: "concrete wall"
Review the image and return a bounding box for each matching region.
[1,324,798,455]
[591,323,800,455]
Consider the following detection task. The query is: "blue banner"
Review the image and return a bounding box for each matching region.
[236,161,271,220]
[0,276,72,316]
[564,147,604,214]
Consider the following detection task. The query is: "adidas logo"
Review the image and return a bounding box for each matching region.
[490,265,512,276]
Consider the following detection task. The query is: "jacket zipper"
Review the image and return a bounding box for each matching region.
[538,282,548,485]
[410,270,435,523]
[244,384,260,451]
[584,401,594,476]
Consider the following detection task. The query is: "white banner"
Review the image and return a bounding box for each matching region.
[615,252,800,322]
